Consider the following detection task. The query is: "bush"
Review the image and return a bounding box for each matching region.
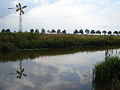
[0,42,19,52]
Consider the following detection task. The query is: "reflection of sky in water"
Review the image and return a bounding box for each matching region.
[0,50,112,90]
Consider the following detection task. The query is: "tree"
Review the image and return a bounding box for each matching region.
[113,31,118,35]
[1,29,5,33]
[108,31,112,35]
[6,29,11,33]
[74,29,79,34]
[57,29,61,34]
[96,30,101,35]
[47,29,50,33]
[119,31,120,35]
[79,29,84,35]
[41,28,45,34]
[25,30,28,32]
[102,30,107,35]
[85,29,89,35]
[51,29,56,33]
[35,29,39,33]
[30,29,34,33]
[62,29,66,34]
[91,30,95,35]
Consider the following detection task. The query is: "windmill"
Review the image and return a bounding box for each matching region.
[10,60,27,79]
[8,3,27,32]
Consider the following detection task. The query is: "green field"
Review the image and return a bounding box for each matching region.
[0,33,120,51]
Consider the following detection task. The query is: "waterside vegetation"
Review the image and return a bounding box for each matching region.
[93,56,120,90]
[1,32,120,51]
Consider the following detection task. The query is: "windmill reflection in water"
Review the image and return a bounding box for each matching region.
[10,60,27,79]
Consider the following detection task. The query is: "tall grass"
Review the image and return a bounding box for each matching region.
[93,56,120,90]
[0,33,120,51]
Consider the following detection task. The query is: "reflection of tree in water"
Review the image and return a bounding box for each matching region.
[10,60,27,79]
[1,47,119,62]
[105,49,120,60]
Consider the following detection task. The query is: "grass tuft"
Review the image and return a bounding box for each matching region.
[93,56,120,90]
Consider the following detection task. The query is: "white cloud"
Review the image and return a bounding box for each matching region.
[16,79,35,88]
[32,0,38,4]
[87,0,109,4]
[0,0,120,32]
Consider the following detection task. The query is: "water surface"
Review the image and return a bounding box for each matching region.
[0,48,119,90]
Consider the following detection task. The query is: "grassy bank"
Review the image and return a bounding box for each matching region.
[0,33,120,51]
[93,56,120,90]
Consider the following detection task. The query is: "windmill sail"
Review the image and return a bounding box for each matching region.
[16,5,18,8]
[20,10,24,14]
[16,8,20,12]
[22,6,27,9]
[18,3,21,8]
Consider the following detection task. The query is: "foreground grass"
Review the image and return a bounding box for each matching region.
[0,33,120,51]
[93,56,120,90]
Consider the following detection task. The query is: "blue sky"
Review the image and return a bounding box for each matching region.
[0,0,120,33]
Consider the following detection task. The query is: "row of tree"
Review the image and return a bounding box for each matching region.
[74,29,120,35]
[0,28,120,35]
[30,28,67,34]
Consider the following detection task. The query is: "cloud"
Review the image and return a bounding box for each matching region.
[0,0,120,32]
[16,79,35,88]
[86,0,109,4]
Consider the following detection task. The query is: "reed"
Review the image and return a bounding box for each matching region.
[93,56,120,90]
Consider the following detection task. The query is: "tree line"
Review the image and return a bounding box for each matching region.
[1,28,120,35]
[74,29,120,35]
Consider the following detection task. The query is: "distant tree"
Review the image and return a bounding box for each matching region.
[1,29,5,33]
[74,29,79,34]
[113,31,118,35]
[25,30,28,32]
[30,29,34,33]
[6,29,11,33]
[119,31,120,35]
[62,29,66,34]
[96,30,101,35]
[102,30,107,35]
[47,29,51,34]
[41,28,45,34]
[108,31,112,35]
[85,29,89,35]
[57,29,61,34]
[51,29,56,33]
[79,29,84,35]
[91,30,95,35]
[35,29,39,33]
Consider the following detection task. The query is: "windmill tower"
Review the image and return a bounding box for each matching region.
[8,3,27,32]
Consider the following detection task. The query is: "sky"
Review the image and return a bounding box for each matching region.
[0,0,120,33]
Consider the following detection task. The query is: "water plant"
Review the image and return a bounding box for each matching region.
[93,56,120,90]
